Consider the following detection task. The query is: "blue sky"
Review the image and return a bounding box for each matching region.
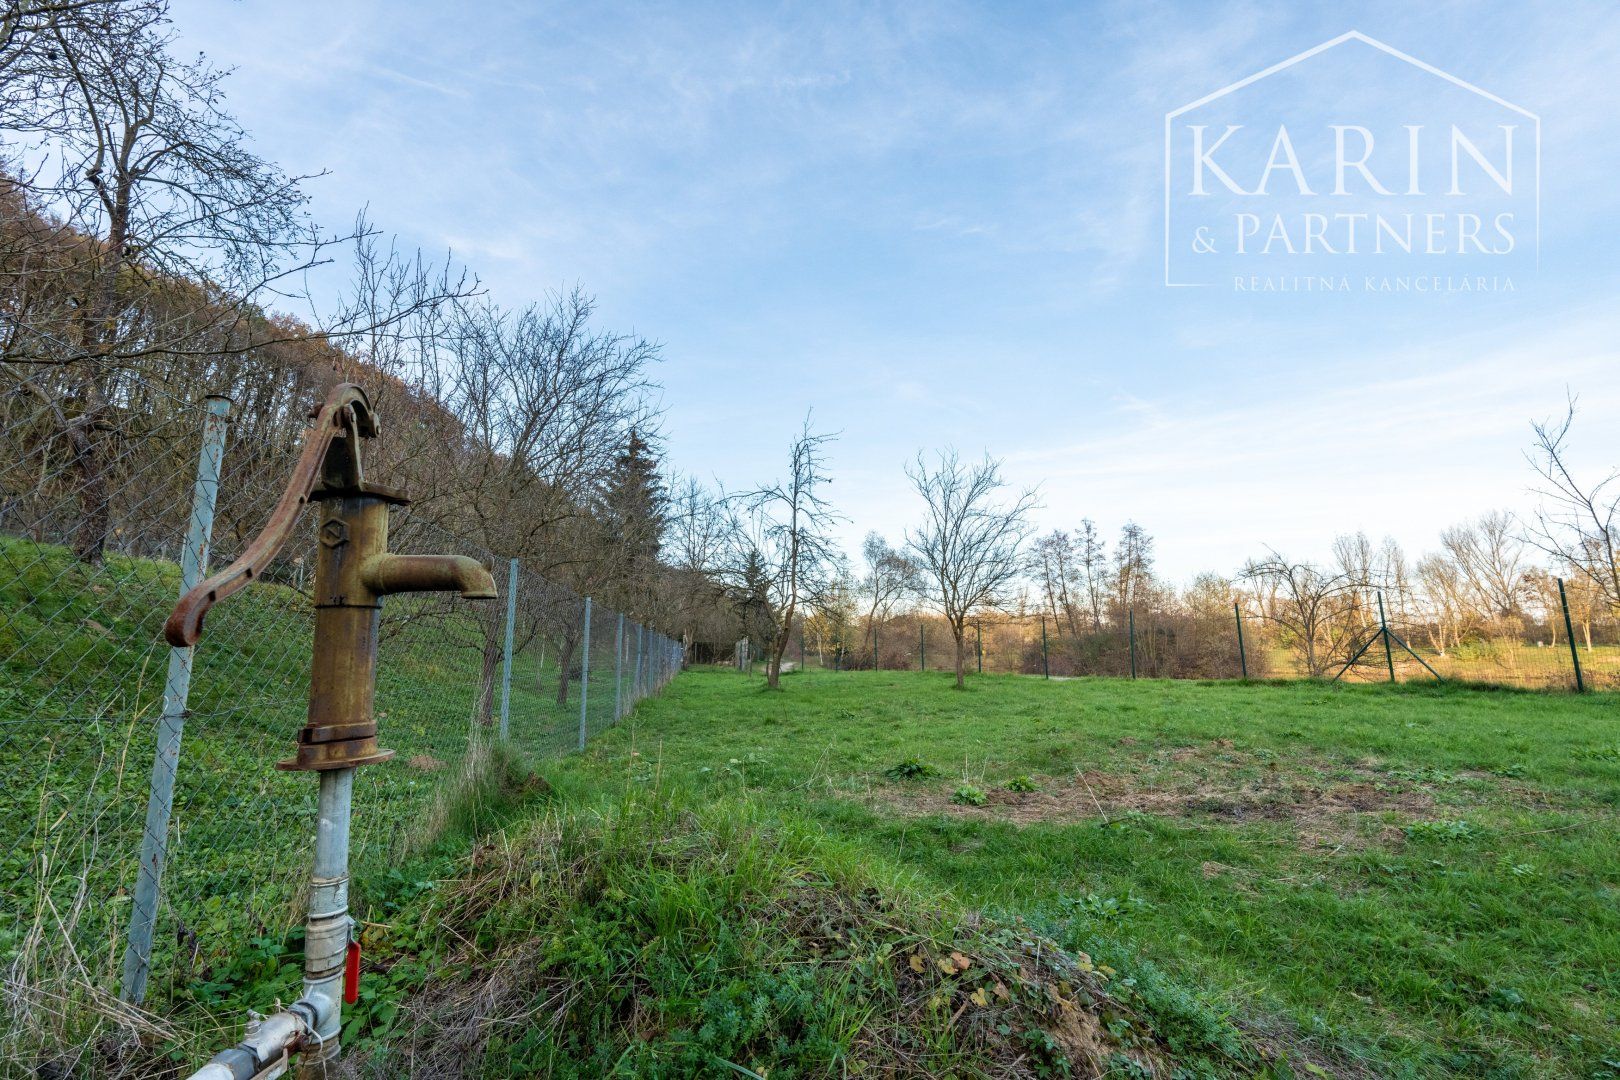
[170,0,1620,581]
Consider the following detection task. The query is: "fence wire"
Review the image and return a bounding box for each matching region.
[0,381,682,1071]
[796,605,1615,689]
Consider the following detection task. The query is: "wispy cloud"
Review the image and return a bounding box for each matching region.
[166,0,1620,581]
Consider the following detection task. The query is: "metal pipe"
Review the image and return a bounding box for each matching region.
[297,767,354,1075]
[185,1006,315,1080]
[361,553,496,598]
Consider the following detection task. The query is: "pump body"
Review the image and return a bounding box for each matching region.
[173,385,495,1078]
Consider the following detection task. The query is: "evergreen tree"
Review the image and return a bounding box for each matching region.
[600,429,668,608]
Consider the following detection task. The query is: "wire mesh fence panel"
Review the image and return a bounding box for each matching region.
[1,377,264,1054]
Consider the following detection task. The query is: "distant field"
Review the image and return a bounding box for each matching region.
[1266,640,1618,691]
[554,668,1620,1078]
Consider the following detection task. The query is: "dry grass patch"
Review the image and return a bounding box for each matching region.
[861,739,1442,851]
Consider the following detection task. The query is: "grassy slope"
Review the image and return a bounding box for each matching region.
[542,668,1620,1078]
[0,536,610,1066]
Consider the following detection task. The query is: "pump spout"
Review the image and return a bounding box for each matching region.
[361,554,497,599]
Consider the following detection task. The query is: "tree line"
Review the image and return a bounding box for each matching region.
[697,402,1619,688]
[3,2,1613,695]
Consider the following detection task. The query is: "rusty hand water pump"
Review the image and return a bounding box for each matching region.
[171,384,495,1080]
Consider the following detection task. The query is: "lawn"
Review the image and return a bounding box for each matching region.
[547,667,1620,1078]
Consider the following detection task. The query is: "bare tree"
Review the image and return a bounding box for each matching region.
[1076,518,1107,629]
[1527,400,1620,615]
[1241,552,1367,677]
[859,531,919,664]
[1030,530,1080,633]
[1,0,474,561]
[1440,511,1527,623]
[734,416,840,689]
[1416,552,1469,655]
[1112,522,1154,617]
[905,449,1038,689]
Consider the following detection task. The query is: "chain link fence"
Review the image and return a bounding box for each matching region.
[0,379,682,1070]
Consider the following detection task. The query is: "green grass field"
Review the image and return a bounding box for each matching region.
[537,668,1620,1078]
[8,534,1620,1077]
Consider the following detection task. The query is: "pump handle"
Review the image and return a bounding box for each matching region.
[165,384,378,648]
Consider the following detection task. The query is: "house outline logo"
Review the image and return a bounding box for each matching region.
[1162,30,1541,287]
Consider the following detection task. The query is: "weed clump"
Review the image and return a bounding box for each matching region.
[951,783,989,807]
[883,756,940,780]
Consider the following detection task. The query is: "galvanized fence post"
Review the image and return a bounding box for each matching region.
[614,613,625,719]
[121,394,231,1003]
[1234,601,1248,680]
[635,622,644,703]
[578,597,592,750]
[1558,578,1586,693]
[499,558,518,740]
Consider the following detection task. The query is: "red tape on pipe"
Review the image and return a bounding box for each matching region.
[344,939,361,1005]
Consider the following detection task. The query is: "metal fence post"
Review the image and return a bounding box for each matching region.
[1128,607,1137,680]
[578,597,592,750]
[635,623,644,701]
[1234,601,1248,680]
[499,558,518,740]
[1558,577,1586,693]
[614,613,625,718]
[976,621,983,673]
[1041,615,1050,679]
[121,394,231,1003]
[1378,591,1396,684]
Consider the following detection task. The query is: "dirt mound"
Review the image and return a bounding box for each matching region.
[332,797,1291,1078]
